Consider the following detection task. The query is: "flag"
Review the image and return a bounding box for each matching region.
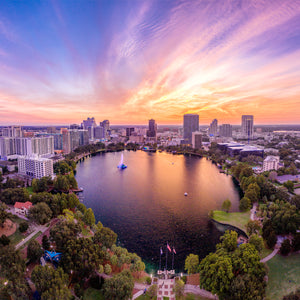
[173,247,176,254]
[160,247,163,255]
[167,243,172,252]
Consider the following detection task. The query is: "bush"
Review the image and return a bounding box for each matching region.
[181,275,187,284]
[239,197,251,211]
[104,264,112,275]
[280,239,292,256]
[0,234,10,246]
[266,231,277,249]
[292,233,300,251]
[145,276,152,285]
[19,221,29,233]
[74,283,83,298]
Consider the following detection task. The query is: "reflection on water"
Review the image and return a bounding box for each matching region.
[75,151,240,272]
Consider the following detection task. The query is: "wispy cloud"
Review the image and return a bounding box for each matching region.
[0,0,299,124]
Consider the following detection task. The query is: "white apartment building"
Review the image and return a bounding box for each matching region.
[18,155,54,179]
[263,155,280,172]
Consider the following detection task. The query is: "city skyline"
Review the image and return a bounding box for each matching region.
[0,0,299,125]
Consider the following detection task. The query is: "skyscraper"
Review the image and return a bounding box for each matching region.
[183,114,199,144]
[241,115,254,140]
[147,119,157,139]
[219,124,232,137]
[100,120,110,138]
[208,119,218,136]
[192,132,202,149]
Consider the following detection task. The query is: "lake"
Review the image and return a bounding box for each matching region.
[75,150,240,273]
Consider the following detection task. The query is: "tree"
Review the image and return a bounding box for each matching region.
[222,199,232,213]
[239,197,251,212]
[219,230,238,252]
[246,220,261,236]
[93,226,117,248]
[290,195,300,209]
[19,221,29,233]
[248,234,264,253]
[244,188,258,204]
[0,234,10,246]
[28,202,52,224]
[102,270,134,300]
[50,220,81,252]
[0,203,9,228]
[61,238,104,282]
[184,254,199,274]
[268,171,277,182]
[147,284,158,299]
[42,235,50,250]
[104,264,112,275]
[292,233,300,251]
[54,175,70,192]
[31,266,72,300]
[83,208,96,227]
[0,245,30,299]
[266,231,277,249]
[173,279,185,300]
[27,240,43,262]
[284,180,294,193]
[199,237,266,300]
[280,239,292,256]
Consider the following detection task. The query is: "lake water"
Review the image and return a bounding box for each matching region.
[75,150,240,272]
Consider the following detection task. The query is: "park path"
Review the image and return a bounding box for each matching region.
[184,284,217,299]
[15,224,47,249]
[250,203,258,221]
[260,248,279,263]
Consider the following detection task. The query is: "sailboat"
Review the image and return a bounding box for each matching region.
[117,153,127,169]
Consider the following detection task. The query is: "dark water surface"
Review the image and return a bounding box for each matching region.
[75,151,240,272]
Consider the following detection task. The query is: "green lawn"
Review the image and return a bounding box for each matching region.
[8,215,30,245]
[83,288,104,300]
[212,210,251,232]
[26,186,34,195]
[266,253,300,300]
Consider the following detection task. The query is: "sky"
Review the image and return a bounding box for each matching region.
[0,0,299,125]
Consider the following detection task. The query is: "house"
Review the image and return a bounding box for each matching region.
[14,201,33,215]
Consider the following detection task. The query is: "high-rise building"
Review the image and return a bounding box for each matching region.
[2,126,22,138]
[183,114,199,144]
[100,120,110,138]
[263,156,280,172]
[70,124,80,130]
[192,132,202,149]
[18,155,54,179]
[53,134,63,150]
[61,129,71,154]
[147,119,157,139]
[219,124,232,137]
[241,115,254,140]
[126,128,135,137]
[69,130,80,151]
[82,117,97,129]
[208,119,218,136]
[0,137,15,158]
[78,130,89,146]
[94,126,105,139]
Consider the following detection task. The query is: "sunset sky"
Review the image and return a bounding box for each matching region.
[0,0,299,125]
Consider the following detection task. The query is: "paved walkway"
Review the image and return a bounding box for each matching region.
[260,248,279,263]
[15,224,48,249]
[184,284,217,299]
[250,203,258,221]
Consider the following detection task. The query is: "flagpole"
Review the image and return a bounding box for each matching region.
[159,248,162,270]
[172,247,174,270]
[165,244,168,270]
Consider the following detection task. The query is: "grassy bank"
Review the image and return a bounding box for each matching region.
[212,210,251,232]
[266,253,300,300]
